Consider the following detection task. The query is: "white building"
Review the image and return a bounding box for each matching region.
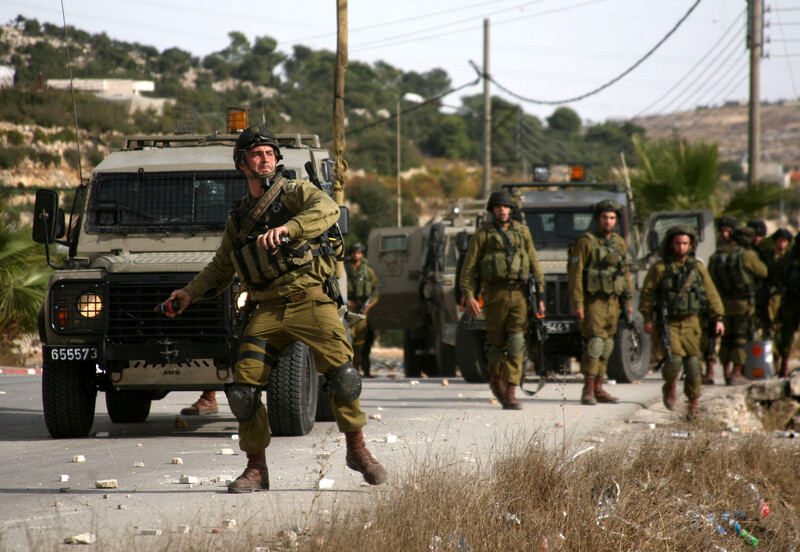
[45,78,173,115]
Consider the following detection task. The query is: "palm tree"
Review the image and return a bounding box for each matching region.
[0,202,49,338]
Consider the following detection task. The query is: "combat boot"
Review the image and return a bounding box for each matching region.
[594,377,619,403]
[503,384,522,410]
[662,381,677,411]
[180,391,218,415]
[687,398,699,421]
[728,365,749,386]
[228,451,269,493]
[581,376,597,405]
[345,429,387,485]
[489,375,506,404]
[702,360,715,385]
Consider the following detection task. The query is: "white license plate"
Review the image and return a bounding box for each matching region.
[49,347,99,362]
[543,321,574,334]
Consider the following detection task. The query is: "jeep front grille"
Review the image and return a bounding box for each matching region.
[545,277,572,317]
[106,275,232,341]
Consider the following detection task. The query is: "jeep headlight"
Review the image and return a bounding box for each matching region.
[77,292,103,318]
[235,290,249,311]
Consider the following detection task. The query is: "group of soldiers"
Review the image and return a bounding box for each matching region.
[457,191,800,420]
[162,125,799,490]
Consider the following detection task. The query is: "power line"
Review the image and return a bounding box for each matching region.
[772,0,799,96]
[484,0,704,105]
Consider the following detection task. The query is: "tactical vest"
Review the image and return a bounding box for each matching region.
[228,184,339,291]
[708,246,755,299]
[582,232,627,296]
[477,223,532,283]
[657,258,707,316]
[347,262,374,300]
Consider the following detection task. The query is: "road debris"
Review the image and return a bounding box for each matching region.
[95,479,118,489]
[72,455,85,463]
[63,533,96,545]
[171,457,183,464]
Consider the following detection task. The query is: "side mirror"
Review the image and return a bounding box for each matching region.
[337,205,350,236]
[647,231,660,253]
[32,189,65,244]
[321,158,337,183]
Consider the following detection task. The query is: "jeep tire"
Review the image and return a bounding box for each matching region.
[105,389,152,423]
[267,341,317,436]
[607,314,650,383]
[42,361,97,439]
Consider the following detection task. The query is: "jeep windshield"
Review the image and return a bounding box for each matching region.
[86,170,248,234]
[524,208,627,250]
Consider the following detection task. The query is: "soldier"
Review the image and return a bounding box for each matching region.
[640,225,725,420]
[460,191,545,410]
[776,231,800,378]
[568,200,633,405]
[716,216,739,247]
[345,242,378,378]
[708,227,768,385]
[159,126,386,492]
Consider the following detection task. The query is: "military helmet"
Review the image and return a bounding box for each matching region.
[349,242,365,254]
[233,126,283,170]
[661,224,698,256]
[772,228,793,242]
[746,219,767,237]
[716,216,739,232]
[593,199,622,217]
[486,191,516,211]
[732,226,755,246]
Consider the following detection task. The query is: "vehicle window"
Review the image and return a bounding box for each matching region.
[380,235,408,252]
[87,170,248,233]
[444,235,458,269]
[652,214,703,242]
[524,209,594,250]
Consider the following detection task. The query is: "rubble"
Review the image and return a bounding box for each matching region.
[72,455,86,463]
[95,479,118,489]
[63,533,96,545]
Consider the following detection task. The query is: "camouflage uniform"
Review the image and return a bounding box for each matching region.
[640,226,724,418]
[568,207,633,404]
[345,256,379,377]
[460,195,544,408]
[708,228,768,384]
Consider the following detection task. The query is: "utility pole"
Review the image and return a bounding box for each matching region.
[333,0,348,208]
[482,18,492,199]
[747,0,762,186]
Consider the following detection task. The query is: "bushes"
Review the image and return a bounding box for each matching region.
[0,147,27,169]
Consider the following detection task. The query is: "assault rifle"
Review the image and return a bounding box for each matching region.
[653,289,672,370]
[523,274,549,396]
[357,286,379,315]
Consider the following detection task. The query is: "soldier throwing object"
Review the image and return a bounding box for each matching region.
[568,200,633,405]
[345,242,378,378]
[460,191,545,410]
[160,127,386,492]
[640,225,725,420]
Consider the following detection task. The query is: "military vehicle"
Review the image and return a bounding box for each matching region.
[32,112,346,439]
[369,170,714,383]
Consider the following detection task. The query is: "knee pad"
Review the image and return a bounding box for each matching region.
[601,338,615,361]
[506,333,526,358]
[487,345,505,368]
[224,382,262,422]
[585,337,605,360]
[684,356,702,382]
[328,362,362,403]
[663,357,683,381]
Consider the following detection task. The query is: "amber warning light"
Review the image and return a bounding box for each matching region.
[227,107,251,133]
[570,165,585,182]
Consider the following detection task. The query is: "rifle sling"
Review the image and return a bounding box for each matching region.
[236,174,289,243]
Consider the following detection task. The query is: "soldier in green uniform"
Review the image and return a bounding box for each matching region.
[776,231,800,378]
[160,127,386,492]
[568,200,633,405]
[701,217,740,383]
[460,191,545,410]
[640,225,725,420]
[345,242,379,378]
[767,229,793,375]
[708,226,768,385]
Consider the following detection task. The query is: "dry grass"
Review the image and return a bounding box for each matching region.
[303,427,800,551]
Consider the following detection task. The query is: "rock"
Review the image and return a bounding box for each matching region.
[58,475,70,482]
[64,533,96,544]
[749,380,788,402]
[221,519,236,528]
[179,476,198,484]
[171,458,183,464]
[95,479,118,489]
[72,455,86,463]
[218,448,235,455]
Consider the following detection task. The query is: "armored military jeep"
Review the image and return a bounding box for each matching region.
[32,127,345,439]
[369,176,714,384]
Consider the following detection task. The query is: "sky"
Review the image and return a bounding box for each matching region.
[2,0,799,125]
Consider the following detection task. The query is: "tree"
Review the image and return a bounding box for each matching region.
[546,107,581,135]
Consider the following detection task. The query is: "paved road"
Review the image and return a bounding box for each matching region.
[0,368,676,550]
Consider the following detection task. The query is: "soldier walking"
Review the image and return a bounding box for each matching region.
[708,227,768,385]
[640,225,724,420]
[460,191,545,410]
[345,242,379,378]
[568,200,633,405]
[776,231,800,378]
[160,127,386,492]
